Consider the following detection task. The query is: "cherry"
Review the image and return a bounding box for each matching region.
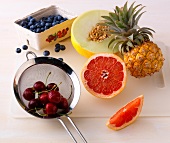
[47,83,59,91]
[39,92,49,105]
[28,98,42,109]
[48,90,61,104]
[45,103,58,115]
[23,88,35,101]
[33,81,46,92]
[58,97,69,109]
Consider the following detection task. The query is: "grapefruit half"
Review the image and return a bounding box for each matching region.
[106,95,144,130]
[81,53,127,98]
[71,10,114,58]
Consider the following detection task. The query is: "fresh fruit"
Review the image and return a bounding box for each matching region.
[19,14,68,33]
[60,45,66,51]
[47,83,59,91]
[81,53,126,98]
[43,50,50,56]
[28,98,42,109]
[22,72,69,116]
[48,90,61,104]
[101,2,164,78]
[58,97,69,109]
[16,48,21,53]
[58,58,63,62]
[54,43,66,52]
[22,45,28,50]
[106,95,144,130]
[33,81,46,92]
[45,103,58,115]
[71,10,114,58]
[39,92,49,105]
[23,88,35,101]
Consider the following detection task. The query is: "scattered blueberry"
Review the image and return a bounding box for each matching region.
[43,50,50,56]
[16,48,21,53]
[22,45,28,50]
[55,46,60,52]
[58,58,63,62]
[60,45,66,51]
[55,43,60,48]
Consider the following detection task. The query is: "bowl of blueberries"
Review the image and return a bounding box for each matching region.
[14,5,76,50]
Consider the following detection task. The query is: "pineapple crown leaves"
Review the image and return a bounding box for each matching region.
[100,1,155,54]
[101,1,146,33]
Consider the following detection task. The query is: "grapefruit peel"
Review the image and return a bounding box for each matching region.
[106,95,144,130]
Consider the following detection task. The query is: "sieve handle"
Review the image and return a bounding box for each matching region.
[26,51,37,61]
[57,116,87,143]
[57,117,77,143]
[66,116,87,143]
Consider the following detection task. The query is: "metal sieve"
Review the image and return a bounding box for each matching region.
[13,51,87,143]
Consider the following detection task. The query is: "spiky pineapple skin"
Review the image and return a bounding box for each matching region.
[124,41,164,78]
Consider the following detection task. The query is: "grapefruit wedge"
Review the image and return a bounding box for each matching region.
[81,53,127,98]
[71,10,114,58]
[106,95,144,130]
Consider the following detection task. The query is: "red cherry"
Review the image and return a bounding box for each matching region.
[39,92,49,105]
[48,90,61,104]
[23,88,35,101]
[45,103,58,115]
[33,81,46,92]
[58,97,69,109]
[47,83,59,91]
[28,98,42,109]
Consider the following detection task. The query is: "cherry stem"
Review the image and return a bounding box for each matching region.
[45,72,52,85]
[28,108,48,117]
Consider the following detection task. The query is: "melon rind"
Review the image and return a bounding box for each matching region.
[106,95,144,130]
[71,10,114,58]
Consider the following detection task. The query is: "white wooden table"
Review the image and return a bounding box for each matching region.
[0,0,170,142]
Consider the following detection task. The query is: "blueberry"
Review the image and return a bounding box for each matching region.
[46,17,53,23]
[40,21,45,27]
[60,45,66,51]
[28,21,33,27]
[16,48,21,53]
[45,23,52,27]
[23,25,28,29]
[63,17,68,21]
[56,15,63,21]
[20,20,28,26]
[36,28,41,33]
[30,25,35,30]
[27,16,33,21]
[30,18,36,23]
[55,46,60,52]
[22,45,28,50]
[58,58,63,62]
[52,22,57,26]
[59,20,65,23]
[40,27,45,32]
[41,17,47,22]
[55,43,60,47]
[43,50,50,56]
[45,26,50,30]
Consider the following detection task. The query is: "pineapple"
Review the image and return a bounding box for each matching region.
[101,1,164,78]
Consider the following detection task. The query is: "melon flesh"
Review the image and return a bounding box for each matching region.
[71,10,114,58]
